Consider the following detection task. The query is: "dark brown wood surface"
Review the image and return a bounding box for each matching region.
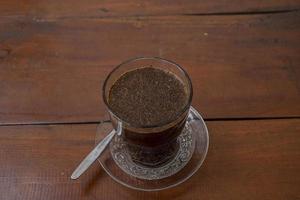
[0,119,299,200]
[1,1,300,199]
[1,11,299,124]
[0,0,300,18]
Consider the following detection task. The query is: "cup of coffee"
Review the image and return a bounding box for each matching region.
[102,57,193,167]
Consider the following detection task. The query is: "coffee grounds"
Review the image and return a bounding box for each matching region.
[108,67,188,127]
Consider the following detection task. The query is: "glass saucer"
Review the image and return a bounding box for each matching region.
[95,107,209,191]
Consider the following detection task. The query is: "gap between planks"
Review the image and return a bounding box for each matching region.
[1,116,300,127]
[0,8,299,21]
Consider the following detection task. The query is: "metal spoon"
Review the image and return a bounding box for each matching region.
[71,121,122,180]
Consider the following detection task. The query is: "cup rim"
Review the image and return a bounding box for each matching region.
[102,57,193,129]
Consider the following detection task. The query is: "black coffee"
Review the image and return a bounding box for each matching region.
[109,67,188,127]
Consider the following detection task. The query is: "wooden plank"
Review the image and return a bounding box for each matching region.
[0,0,300,19]
[0,12,300,124]
[0,119,299,199]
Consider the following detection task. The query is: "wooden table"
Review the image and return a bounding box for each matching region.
[1,1,300,199]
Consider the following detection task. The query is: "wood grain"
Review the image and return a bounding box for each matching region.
[0,119,299,199]
[0,11,299,124]
[0,0,300,19]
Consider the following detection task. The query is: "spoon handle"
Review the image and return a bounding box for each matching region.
[71,129,116,180]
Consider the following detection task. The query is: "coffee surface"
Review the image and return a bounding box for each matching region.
[108,67,188,127]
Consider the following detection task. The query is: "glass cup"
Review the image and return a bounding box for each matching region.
[102,57,193,167]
